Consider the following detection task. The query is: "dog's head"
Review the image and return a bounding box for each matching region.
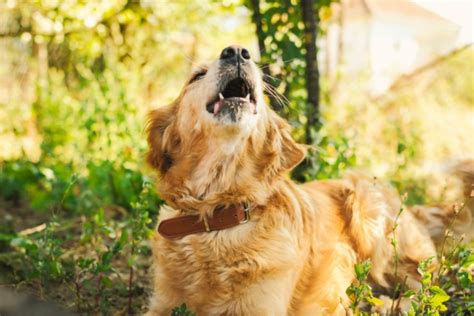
[147,46,306,207]
[174,45,264,134]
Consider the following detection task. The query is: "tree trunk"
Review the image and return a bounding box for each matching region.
[301,0,321,144]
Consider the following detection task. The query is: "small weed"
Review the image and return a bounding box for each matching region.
[404,257,450,315]
[346,260,384,315]
[171,303,196,316]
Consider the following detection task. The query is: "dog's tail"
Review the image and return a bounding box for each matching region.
[409,159,474,245]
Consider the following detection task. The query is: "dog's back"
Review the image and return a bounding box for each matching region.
[302,160,474,296]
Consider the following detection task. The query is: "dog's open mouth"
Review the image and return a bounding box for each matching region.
[206,77,257,121]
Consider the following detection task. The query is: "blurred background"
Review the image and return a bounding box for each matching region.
[0,0,472,314]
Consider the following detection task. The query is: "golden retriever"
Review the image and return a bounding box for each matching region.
[145,45,473,315]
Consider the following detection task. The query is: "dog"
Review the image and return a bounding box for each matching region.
[145,45,473,315]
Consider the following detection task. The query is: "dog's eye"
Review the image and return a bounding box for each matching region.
[189,71,207,83]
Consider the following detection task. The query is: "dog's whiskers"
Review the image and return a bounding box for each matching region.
[264,82,288,109]
[262,73,281,83]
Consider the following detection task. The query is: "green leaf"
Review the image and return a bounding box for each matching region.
[0,233,16,242]
[127,255,137,267]
[397,142,406,154]
[403,289,416,298]
[460,252,474,268]
[429,286,450,307]
[346,285,355,296]
[10,236,26,247]
[50,260,63,277]
[171,303,196,316]
[112,229,128,254]
[101,276,113,288]
[354,260,371,281]
[457,271,471,288]
[429,285,447,296]
[421,271,432,286]
[101,250,114,268]
[366,296,384,307]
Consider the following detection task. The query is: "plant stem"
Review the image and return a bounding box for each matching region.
[128,243,135,314]
[395,275,408,312]
[390,204,405,314]
[128,265,134,314]
[435,202,465,282]
[95,273,102,310]
[74,275,82,312]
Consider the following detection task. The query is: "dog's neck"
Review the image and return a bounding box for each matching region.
[188,136,248,194]
[158,129,276,215]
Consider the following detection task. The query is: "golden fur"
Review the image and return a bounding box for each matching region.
[145,49,474,315]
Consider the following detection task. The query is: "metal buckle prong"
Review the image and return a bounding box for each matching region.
[203,215,211,232]
[241,203,251,224]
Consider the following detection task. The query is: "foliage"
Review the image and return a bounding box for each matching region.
[1,158,160,312]
[9,220,70,282]
[171,303,197,316]
[244,0,342,180]
[405,257,451,315]
[346,260,383,315]
[294,129,356,181]
[244,0,334,120]
[446,247,474,313]
[347,249,474,316]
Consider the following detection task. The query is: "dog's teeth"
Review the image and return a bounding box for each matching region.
[219,93,224,100]
[245,94,250,101]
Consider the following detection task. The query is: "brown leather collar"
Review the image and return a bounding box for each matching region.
[157,203,252,239]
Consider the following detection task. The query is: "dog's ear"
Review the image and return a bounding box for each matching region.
[146,104,179,174]
[269,112,307,172]
[279,123,307,171]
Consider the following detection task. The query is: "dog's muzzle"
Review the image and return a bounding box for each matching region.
[206,46,258,122]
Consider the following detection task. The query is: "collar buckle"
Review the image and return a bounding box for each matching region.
[240,203,251,224]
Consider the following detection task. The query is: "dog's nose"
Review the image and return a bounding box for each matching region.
[220,46,251,62]
[220,46,236,60]
[241,48,251,60]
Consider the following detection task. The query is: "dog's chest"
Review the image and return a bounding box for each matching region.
[154,223,301,307]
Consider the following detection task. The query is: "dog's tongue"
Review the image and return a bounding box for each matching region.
[213,101,222,115]
[214,93,224,115]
